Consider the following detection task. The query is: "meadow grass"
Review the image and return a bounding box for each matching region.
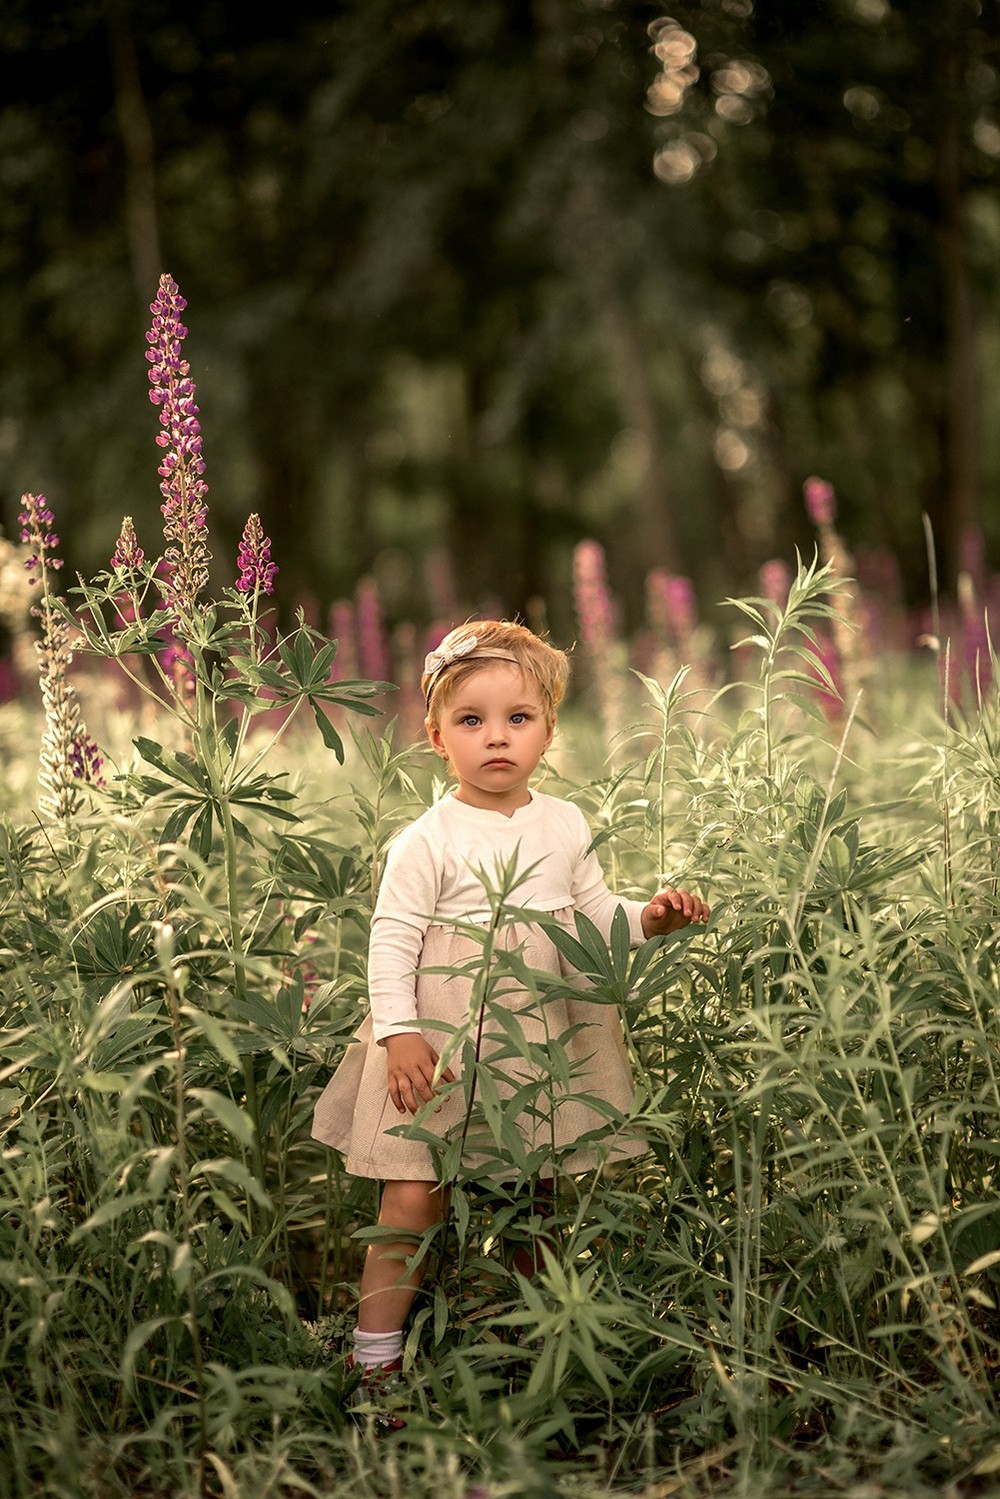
[2,567,1000,1499]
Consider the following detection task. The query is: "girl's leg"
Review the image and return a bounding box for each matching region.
[357,1178,448,1334]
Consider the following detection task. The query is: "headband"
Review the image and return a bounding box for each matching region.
[422,634,520,706]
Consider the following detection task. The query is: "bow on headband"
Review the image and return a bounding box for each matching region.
[422,634,520,704]
[423,633,480,678]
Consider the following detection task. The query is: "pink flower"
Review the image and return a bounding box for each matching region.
[111,515,145,571]
[235,513,278,595]
[18,493,63,580]
[146,273,212,614]
[355,576,390,681]
[573,540,615,653]
[18,492,103,817]
[759,559,791,607]
[803,475,836,527]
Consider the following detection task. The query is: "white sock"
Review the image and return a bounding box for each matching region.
[353,1327,404,1370]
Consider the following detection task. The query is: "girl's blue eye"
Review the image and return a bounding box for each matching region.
[460,714,480,727]
[510,713,526,724]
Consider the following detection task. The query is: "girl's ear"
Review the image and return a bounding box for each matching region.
[426,719,445,756]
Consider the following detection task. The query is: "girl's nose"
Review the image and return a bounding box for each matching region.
[486,722,509,745]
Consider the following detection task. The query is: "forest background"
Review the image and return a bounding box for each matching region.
[2,0,999,654]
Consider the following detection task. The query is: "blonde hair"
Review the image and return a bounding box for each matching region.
[422,620,570,730]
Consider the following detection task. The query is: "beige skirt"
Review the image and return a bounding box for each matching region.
[311,912,645,1182]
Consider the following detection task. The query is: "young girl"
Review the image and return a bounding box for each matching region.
[312,620,709,1410]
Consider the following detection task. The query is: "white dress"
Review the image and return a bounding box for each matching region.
[311,791,648,1181]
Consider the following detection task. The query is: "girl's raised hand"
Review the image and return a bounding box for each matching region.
[382,1033,456,1115]
[641,887,711,938]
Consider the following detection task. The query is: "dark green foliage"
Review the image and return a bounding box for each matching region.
[3,563,1000,1496]
[2,2,998,616]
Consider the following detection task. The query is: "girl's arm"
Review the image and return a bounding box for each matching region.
[368,818,455,1113]
[568,806,709,941]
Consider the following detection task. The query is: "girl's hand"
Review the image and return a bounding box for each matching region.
[381,1033,456,1115]
[641,887,711,938]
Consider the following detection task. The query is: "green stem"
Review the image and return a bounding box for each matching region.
[160,938,208,1497]
[216,788,268,1205]
[228,697,305,788]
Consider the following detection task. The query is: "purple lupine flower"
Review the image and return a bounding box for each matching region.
[646,569,696,651]
[18,493,104,818]
[663,573,697,642]
[573,540,615,652]
[759,558,791,608]
[18,493,64,580]
[161,638,197,699]
[111,515,144,571]
[803,476,836,527]
[806,626,843,722]
[355,575,391,682]
[573,539,618,722]
[68,735,105,783]
[146,273,212,614]
[235,512,278,595]
[327,599,358,683]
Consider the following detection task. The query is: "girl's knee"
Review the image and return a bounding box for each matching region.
[380,1179,447,1233]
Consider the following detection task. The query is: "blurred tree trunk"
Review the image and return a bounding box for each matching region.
[244,358,326,608]
[103,0,161,313]
[564,180,682,581]
[446,365,489,613]
[931,0,980,587]
[600,286,682,578]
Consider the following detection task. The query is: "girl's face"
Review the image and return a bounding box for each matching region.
[427,661,553,814]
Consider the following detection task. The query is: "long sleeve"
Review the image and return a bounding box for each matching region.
[570,824,647,946]
[367,915,425,1041]
[367,821,442,1042]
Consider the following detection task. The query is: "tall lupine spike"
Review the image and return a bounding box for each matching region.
[19,493,63,579]
[663,574,697,646]
[327,599,358,683]
[803,475,836,528]
[573,540,615,658]
[235,513,278,595]
[355,575,391,682]
[111,515,144,572]
[18,493,103,819]
[573,538,620,731]
[802,473,868,718]
[759,559,792,608]
[146,273,212,615]
[644,566,678,684]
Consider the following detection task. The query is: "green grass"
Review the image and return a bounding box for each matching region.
[2,570,1000,1498]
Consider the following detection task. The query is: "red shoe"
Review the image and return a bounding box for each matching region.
[346,1354,407,1434]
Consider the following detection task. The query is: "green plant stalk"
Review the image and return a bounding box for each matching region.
[781,918,988,1409]
[218,783,268,1210]
[190,672,269,1226]
[159,939,208,1498]
[450,909,502,1173]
